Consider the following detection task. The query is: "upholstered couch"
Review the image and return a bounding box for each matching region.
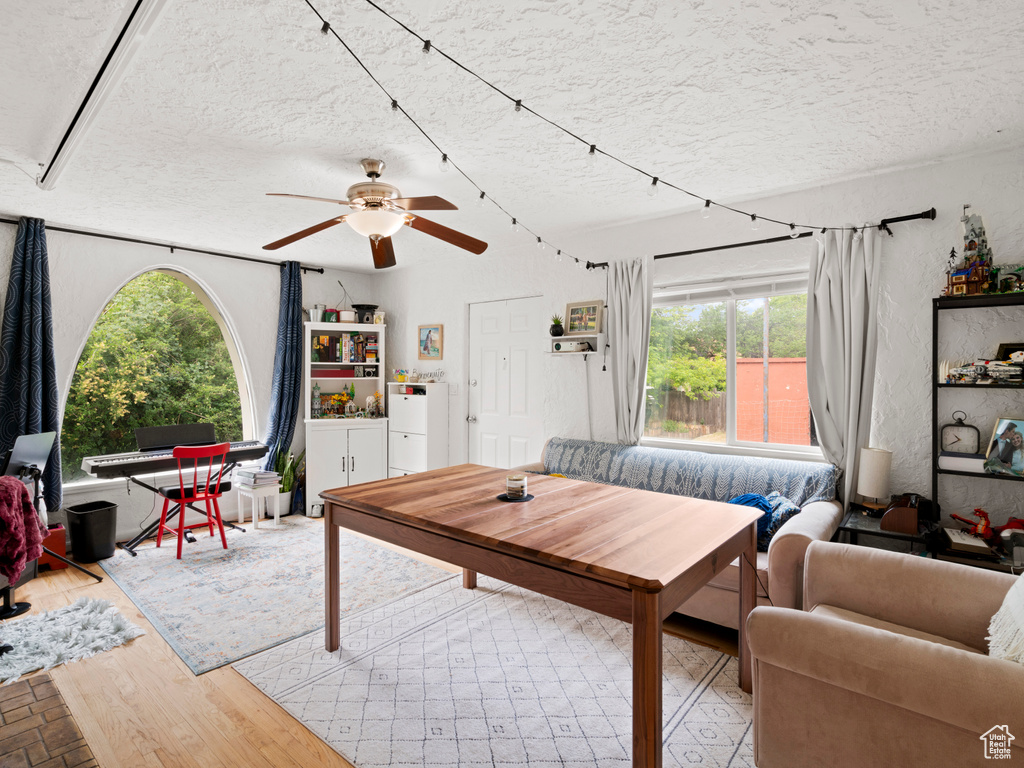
[747,541,1024,767]
[517,437,842,629]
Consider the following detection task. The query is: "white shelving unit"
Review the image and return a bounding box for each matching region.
[303,321,388,515]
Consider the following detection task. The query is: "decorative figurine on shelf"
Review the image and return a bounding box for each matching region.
[942,205,993,297]
[312,383,322,419]
[951,508,994,539]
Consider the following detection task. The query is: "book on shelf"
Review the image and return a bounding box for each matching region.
[943,527,994,556]
[937,451,987,473]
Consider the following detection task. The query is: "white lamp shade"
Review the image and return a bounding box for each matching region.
[857,447,892,501]
[346,209,404,238]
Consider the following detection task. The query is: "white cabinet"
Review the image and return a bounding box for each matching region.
[305,421,387,515]
[387,383,448,477]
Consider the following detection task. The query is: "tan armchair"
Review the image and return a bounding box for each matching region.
[747,541,1024,767]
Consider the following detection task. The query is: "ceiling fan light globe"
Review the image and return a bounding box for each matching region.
[347,209,403,239]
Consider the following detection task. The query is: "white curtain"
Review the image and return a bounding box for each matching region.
[608,255,654,444]
[806,227,881,506]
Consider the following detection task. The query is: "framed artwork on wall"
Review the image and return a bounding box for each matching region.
[984,417,1024,477]
[418,324,443,360]
[565,300,604,335]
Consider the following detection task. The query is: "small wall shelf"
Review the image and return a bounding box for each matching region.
[548,332,606,360]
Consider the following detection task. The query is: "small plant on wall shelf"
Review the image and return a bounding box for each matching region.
[550,314,564,337]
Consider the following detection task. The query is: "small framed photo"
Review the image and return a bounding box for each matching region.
[565,300,604,335]
[994,342,1024,361]
[373,311,386,325]
[418,324,443,360]
[984,417,1024,477]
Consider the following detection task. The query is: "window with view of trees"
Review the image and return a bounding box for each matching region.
[61,271,245,482]
[644,292,816,449]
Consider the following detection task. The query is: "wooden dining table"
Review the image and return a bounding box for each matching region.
[321,464,761,768]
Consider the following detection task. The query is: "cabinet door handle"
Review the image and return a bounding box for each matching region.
[350,456,355,471]
[341,456,346,472]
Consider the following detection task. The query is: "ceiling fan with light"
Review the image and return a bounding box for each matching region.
[263,158,488,269]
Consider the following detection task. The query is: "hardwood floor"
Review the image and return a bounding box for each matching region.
[15,524,459,768]
[13,520,736,767]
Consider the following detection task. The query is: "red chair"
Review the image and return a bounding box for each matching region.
[156,443,231,559]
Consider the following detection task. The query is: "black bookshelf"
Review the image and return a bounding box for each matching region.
[931,292,1024,508]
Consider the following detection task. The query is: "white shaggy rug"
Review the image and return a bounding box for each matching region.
[0,597,144,684]
[236,575,754,767]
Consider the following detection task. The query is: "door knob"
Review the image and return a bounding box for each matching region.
[467,415,478,423]
[470,379,478,387]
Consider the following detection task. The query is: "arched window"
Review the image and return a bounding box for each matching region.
[62,270,250,482]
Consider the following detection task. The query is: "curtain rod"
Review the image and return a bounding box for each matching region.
[650,207,936,260]
[0,216,325,275]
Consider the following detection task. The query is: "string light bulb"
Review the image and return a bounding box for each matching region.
[438,153,449,173]
[536,237,544,250]
[422,39,431,54]
[750,214,759,231]
[586,145,597,168]
[391,99,399,113]
[321,21,330,35]
[701,200,712,219]
[555,249,563,262]
[789,223,799,238]
[512,99,525,122]
[510,217,519,233]
[477,191,486,208]
[647,177,659,198]
[576,259,586,270]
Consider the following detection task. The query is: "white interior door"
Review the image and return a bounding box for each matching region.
[468,297,544,469]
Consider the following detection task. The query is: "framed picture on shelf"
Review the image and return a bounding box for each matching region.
[418,324,443,360]
[565,300,604,335]
[984,417,1024,477]
[994,342,1024,361]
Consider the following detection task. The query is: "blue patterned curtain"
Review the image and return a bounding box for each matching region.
[263,261,303,470]
[0,218,62,511]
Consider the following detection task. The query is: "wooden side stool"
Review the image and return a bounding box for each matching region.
[236,483,282,529]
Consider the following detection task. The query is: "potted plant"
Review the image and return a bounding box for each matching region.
[275,448,305,515]
[549,314,564,337]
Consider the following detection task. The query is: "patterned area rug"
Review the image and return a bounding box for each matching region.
[235,575,754,767]
[100,515,448,674]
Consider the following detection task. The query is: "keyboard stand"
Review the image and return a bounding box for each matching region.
[118,462,246,557]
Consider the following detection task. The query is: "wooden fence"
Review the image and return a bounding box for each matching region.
[648,391,725,431]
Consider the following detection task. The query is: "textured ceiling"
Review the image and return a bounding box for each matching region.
[2,0,1024,272]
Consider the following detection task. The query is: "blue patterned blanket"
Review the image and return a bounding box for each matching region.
[542,438,837,508]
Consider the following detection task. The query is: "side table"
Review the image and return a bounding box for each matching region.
[836,511,927,552]
[237,483,281,529]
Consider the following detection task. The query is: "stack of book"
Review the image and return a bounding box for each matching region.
[937,451,986,473]
[235,468,280,488]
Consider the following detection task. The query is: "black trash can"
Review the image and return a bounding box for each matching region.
[66,501,118,562]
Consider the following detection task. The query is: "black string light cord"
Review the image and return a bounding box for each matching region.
[357,0,900,238]
[303,0,596,270]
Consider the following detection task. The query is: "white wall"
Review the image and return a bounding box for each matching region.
[0,221,377,539]
[568,145,1024,523]
[5,143,1022,538]
[378,244,615,465]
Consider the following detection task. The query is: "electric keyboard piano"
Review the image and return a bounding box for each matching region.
[82,440,268,478]
[80,424,269,555]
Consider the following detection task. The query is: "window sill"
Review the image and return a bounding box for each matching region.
[639,436,827,463]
